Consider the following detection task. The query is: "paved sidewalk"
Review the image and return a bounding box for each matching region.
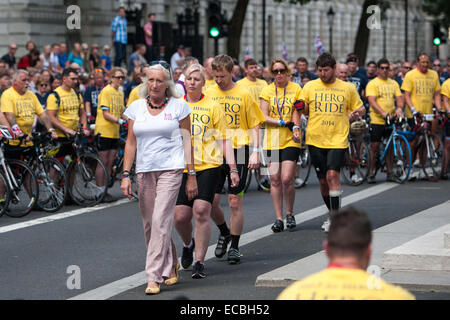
[256,201,450,292]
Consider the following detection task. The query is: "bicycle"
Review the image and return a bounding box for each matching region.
[23,131,67,213]
[408,112,444,182]
[372,116,412,184]
[341,119,371,186]
[64,125,109,206]
[107,123,138,199]
[0,126,38,218]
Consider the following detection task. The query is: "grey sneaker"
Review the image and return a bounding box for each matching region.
[214,234,231,258]
[192,261,206,279]
[227,248,242,264]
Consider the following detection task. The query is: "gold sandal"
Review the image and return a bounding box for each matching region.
[164,262,180,286]
[145,283,160,295]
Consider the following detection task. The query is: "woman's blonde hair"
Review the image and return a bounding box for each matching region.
[269,58,292,77]
[139,63,181,99]
[184,63,206,82]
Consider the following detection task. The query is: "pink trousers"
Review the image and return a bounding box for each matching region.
[136,169,183,283]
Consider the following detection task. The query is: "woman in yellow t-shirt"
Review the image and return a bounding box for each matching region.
[94,67,126,202]
[260,59,302,233]
[174,63,239,278]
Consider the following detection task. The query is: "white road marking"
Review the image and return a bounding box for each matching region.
[0,198,133,234]
[69,182,399,300]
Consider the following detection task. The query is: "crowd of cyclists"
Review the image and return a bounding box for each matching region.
[0,42,448,222]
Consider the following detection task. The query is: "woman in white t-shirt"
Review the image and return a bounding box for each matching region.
[121,62,197,295]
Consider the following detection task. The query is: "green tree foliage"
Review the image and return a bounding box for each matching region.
[423,0,450,28]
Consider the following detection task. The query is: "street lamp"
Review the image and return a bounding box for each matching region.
[381,11,388,58]
[412,15,420,56]
[326,6,335,54]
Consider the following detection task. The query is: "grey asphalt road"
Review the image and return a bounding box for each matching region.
[0,175,449,300]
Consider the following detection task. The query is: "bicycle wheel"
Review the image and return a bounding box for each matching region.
[0,170,11,217]
[254,166,271,192]
[295,146,311,188]
[391,134,412,184]
[67,153,108,206]
[36,157,67,212]
[4,160,38,218]
[341,140,370,186]
[419,133,443,182]
[129,161,139,200]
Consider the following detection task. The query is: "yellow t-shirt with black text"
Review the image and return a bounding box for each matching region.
[127,83,143,107]
[95,85,125,139]
[300,78,362,149]
[202,79,216,93]
[205,84,265,149]
[260,81,302,150]
[237,77,268,105]
[277,268,415,300]
[184,95,228,172]
[46,87,83,138]
[366,77,402,125]
[401,68,440,118]
[1,87,44,146]
[441,78,450,100]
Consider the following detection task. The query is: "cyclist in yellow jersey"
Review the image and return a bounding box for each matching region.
[47,67,90,159]
[440,78,450,179]
[299,53,365,232]
[366,58,404,183]
[259,58,302,232]
[174,63,239,278]
[237,58,268,104]
[278,207,415,300]
[94,67,127,202]
[1,70,57,159]
[206,54,265,264]
[402,53,442,178]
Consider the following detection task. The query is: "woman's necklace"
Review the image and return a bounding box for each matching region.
[147,96,169,109]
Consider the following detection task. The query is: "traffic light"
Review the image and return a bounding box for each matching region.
[433,23,445,46]
[208,0,222,38]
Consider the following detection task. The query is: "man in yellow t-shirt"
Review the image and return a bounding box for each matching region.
[278,207,415,300]
[206,54,265,264]
[126,64,149,107]
[402,53,442,174]
[202,56,216,92]
[440,78,450,180]
[366,58,404,183]
[299,53,365,232]
[47,67,89,159]
[1,70,57,159]
[237,58,268,104]
[94,67,127,202]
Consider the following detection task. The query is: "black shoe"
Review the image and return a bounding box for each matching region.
[227,247,242,264]
[181,238,195,269]
[271,219,284,233]
[367,174,376,184]
[286,214,296,230]
[214,234,231,258]
[386,174,396,183]
[192,261,206,279]
[442,172,448,180]
[101,193,117,203]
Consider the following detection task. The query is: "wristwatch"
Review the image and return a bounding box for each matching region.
[187,170,196,176]
[48,128,56,132]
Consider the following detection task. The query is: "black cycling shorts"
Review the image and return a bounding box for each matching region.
[176,167,220,207]
[308,145,346,179]
[370,124,392,143]
[97,137,119,151]
[3,145,35,161]
[215,146,249,196]
[53,138,74,159]
[263,147,300,163]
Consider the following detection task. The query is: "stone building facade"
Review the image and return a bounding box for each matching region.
[0,0,446,67]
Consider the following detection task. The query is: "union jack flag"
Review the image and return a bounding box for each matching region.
[282,42,288,61]
[244,47,250,60]
[314,34,324,55]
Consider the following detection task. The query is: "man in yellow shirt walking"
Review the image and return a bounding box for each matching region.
[277,206,415,300]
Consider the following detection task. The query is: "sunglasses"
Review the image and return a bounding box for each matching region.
[39,83,49,87]
[403,66,412,70]
[379,66,389,70]
[113,76,125,79]
[433,64,441,67]
[272,69,287,74]
[151,60,171,70]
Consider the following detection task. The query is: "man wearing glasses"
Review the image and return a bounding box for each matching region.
[366,59,404,183]
[395,62,412,89]
[47,68,89,160]
[1,44,17,69]
[432,59,449,85]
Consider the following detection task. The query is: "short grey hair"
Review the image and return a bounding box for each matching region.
[12,69,29,82]
[139,64,181,99]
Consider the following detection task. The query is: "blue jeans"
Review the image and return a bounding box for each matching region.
[114,42,126,67]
